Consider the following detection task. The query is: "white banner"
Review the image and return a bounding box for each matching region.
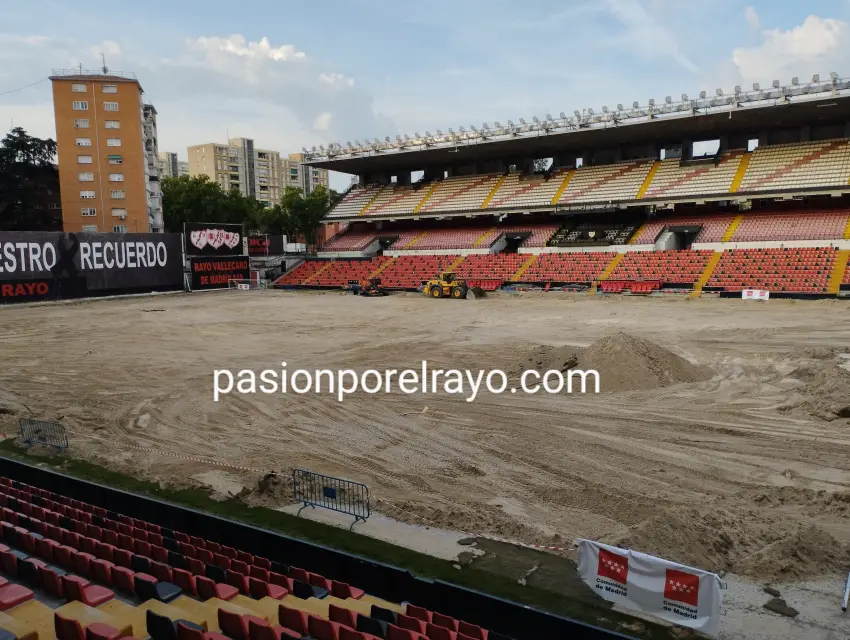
[577,539,723,637]
[742,289,769,300]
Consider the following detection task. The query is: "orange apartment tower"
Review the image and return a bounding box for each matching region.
[50,69,161,234]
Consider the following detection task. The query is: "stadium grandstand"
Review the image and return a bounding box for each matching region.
[0,468,577,640]
[276,74,850,297]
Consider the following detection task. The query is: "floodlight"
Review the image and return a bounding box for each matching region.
[617,104,624,111]
[699,90,706,99]
[574,110,581,117]
[519,118,527,125]
[470,125,477,132]
[301,146,308,153]
[436,129,442,136]
[346,141,352,148]
[772,79,780,88]
[715,88,723,96]
[395,135,402,142]
[425,131,431,137]
[319,145,325,151]
[546,113,553,121]
[734,85,741,94]
[532,116,540,123]
[831,71,839,81]
[355,140,361,146]
[791,77,799,86]
[601,106,609,113]
[494,122,501,128]
[587,108,594,115]
[483,123,490,130]
[632,101,639,109]
[812,74,820,83]
[311,146,317,152]
[559,112,566,119]
[384,136,390,143]
[508,120,515,126]
[458,126,465,133]
[681,94,688,101]
[448,128,454,134]
[373,138,379,144]
[648,98,654,106]
[404,134,410,140]
[665,96,672,104]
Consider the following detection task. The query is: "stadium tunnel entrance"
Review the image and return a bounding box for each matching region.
[659,225,702,250]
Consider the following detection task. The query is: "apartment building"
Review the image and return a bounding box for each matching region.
[188,139,329,207]
[50,69,159,233]
[158,152,188,179]
[188,138,281,208]
[286,153,329,195]
[143,104,163,232]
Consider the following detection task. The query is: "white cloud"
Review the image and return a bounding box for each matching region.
[731,16,848,82]
[187,35,306,62]
[602,0,699,73]
[744,6,760,31]
[313,112,332,131]
[318,73,354,87]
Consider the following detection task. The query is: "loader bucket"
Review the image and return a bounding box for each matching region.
[466,287,486,300]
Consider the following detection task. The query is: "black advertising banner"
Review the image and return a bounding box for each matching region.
[248,235,284,256]
[190,256,250,290]
[0,231,183,304]
[184,222,245,256]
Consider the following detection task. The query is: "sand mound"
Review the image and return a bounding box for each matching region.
[784,364,850,421]
[737,525,850,581]
[509,333,713,393]
[579,333,713,392]
[611,506,850,580]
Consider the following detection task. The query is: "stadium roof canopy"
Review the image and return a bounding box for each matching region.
[304,76,850,175]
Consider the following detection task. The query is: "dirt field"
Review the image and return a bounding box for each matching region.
[1,291,850,590]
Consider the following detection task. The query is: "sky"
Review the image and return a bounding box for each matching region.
[2,0,850,191]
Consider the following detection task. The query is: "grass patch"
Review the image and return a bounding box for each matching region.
[0,439,695,639]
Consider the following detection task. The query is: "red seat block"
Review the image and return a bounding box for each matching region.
[307,615,341,640]
[55,612,86,640]
[0,584,34,610]
[62,575,114,606]
[86,623,122,640]
[425,624,456,640]
[328,604,356,628]
[406,606,432,623]
[278,605,308,637]
[196,576,238,601]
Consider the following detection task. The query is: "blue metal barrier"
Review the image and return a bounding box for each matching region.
[19,418,68,450]
[292,469,370,529]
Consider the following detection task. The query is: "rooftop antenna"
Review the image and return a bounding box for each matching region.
[78,62,83,75]
[101,52,109,75]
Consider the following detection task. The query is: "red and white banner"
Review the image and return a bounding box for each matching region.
[742,289,769,300]
[577,539,722,636]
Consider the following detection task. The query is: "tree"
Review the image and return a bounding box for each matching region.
[329,188,344,208]
[279,185,332,248]
[161,174,266,232]
[0,127,62,231]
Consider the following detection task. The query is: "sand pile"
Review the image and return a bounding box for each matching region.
[737,525,850,581]
[612,505,850,580]
[784,364,850,421]
[512,333,713,392]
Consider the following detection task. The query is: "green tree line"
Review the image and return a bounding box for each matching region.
[0,127,62,231]
[161,175,341,246]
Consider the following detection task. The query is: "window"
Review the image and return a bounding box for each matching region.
[81,208,97,217]
[80,191,96,199]
[107,156,123,165]
[110,190,125,199]
[74,119,90,129]
[113,225,127,233]
[78,172,94,182]
[108,173,124,182]
[72,101,89,111]
[102,84,117,94]
[111,208,127,218]
[72,83,86,93]
[105,120,120,129]
[82,224,98,232]
[103,102,119,112]
[75,138,92,147]
[77,155,93,164]
[106,138,121,147]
